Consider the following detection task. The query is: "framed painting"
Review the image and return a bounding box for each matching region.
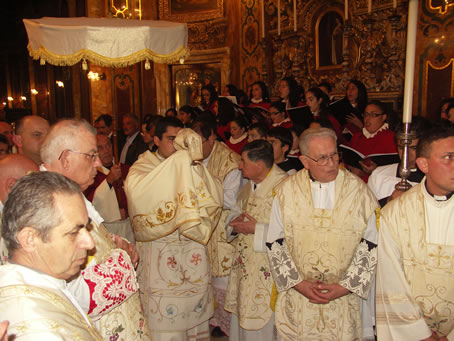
[159,0,224,22]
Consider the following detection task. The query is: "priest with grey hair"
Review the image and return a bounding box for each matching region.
[40,119,151,340]
[0,171,102,340]
[266,127,379,340]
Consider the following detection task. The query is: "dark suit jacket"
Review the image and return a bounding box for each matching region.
[122,133,148,166]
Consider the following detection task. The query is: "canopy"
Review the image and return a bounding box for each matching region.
[23,17,190,67]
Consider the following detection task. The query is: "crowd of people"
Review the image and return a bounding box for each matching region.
[0,77,454,341]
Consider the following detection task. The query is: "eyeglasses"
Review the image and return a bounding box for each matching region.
[270,111,283,116]
[363,111,385,118]
[58,149,99,162]
[305,152,341,166]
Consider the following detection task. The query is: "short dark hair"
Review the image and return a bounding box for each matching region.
[95,114,113,127]
[270,101,287,113]
[2,171,82,255]
[154,116,184,140]
[217,97,236,126]
[267,127,293,156]
[191,115,217,141]
[318,81,332,93]
[145,115,162,133]
[242,139,274,168]
[165,108,178,117]
[395,116,432,141]
[417,127,454,159]
[248,122,269,139]
[123,113,139,123]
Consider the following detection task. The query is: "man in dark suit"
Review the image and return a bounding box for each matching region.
[119,113,148,166]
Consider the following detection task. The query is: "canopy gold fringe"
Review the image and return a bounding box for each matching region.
[28,44,190,68]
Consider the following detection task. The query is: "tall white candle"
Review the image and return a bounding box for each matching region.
[345,0,348,20]
[393,0,397,9]
[278,0,281,36]
[402,0,418,123]
[261,0,265,38]
[368,0,372,14]
[294,0,297,32]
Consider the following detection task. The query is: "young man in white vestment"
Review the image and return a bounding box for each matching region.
[266,127,380,340]
[40,119,151,340]
[125,117,223,341]
[0,154,39,265]
[224,139,288,341]
[0,171,102,340]
[368,117,429,206]
[376,127,454,340]
[191,117,242,336]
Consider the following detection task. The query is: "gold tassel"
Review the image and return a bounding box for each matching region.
[375,207,381,231]
[40,58,46,65]
[82,59,88,70]
[270,283,278,311]
[145,59,150,70]
[179,58,185,64]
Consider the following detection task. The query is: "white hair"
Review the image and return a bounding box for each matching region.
[40,119,96,164]
[299,127,337,156]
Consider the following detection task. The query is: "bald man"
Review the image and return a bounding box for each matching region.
[0,154,39,265]
[13,115,50,165]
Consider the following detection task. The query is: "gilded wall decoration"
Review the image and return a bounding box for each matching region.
[159,0,224,22]
[418,0,454,119]
[187,19,228,50]
[240,0,262,93]
[256,0,408,104]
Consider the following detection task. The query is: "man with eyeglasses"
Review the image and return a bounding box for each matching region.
[368,117,431,207]
[376,127,454,340]
[266,127,379,340]
[40,119,151,340]
[125,117,223,341]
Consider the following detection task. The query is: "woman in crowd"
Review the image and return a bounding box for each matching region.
[279,76,304,109]
[226,115,249,154]
[216,97,236,141]
[305,87,342,141]
[165,108,177,117]
[438,97,454,120]
[269,101,293,128]
[201,84,219,115]
[249,81,271,110]
[178,105,195,127]
[346,100,397,181]
[330,79,368,140]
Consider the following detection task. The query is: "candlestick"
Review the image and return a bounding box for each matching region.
[261,0,265,38]
[278,0,281,36]
[294,0,297,32]
[402,0,418,123]
[368,0,371,14]
[345,0,348,21]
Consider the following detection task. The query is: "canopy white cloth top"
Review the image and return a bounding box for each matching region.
[23,17,190,67]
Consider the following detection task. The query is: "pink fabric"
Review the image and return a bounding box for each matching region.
[209,287,230,336]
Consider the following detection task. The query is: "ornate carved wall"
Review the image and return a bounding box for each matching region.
[240,0,454,118]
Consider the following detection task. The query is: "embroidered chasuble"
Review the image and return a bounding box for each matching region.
[0,264,103,340]
[224,165,287,330]
[205,140,241,277]
[38,165,151,340]
[376,182,454,340]
[82,220,151,340]
[269,169,378,341]
[125,128,223,332]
